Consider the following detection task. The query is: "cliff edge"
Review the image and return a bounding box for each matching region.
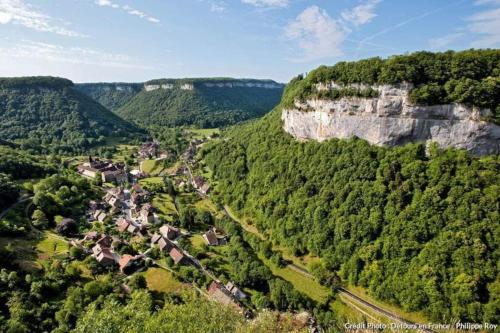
[282,83,500,155]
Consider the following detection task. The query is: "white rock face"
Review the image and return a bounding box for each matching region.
[282,84,500,155]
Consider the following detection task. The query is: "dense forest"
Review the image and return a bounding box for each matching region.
[203,108,500,324]
[283,49,499,122]
[0,146,57,210]
[0,77,144,154]
[75,83,142,111]
[116,80,284,128]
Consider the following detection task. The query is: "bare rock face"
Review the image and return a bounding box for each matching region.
[282,83,500,156]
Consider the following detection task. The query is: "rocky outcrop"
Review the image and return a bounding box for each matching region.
[145,80,284,91]
[282,83,500,155]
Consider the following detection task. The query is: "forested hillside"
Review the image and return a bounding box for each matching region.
[283,49,499,122]
[116,79,284,128]
[203,108,500,323]
[0,145,56,223]
[0,77,144,153]
[75,82,142,111]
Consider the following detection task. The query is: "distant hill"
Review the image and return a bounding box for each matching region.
[0,76,143,153]
[115,78,284,128]
[75,82,143,111]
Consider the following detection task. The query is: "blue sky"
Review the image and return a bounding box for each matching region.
[0,0,498,83]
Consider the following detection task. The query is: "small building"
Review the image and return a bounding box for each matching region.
[151,233,175,252]
[140,208,154,224]
[193,176,210,195]
[192,176,204,189]
[96,235,113,248]
[207,281,243,311]
[200,183,210,195]
[118,254,144,274]
[106,187,125,200]
[225,282,247,300]
[151,233,162,245]
[203,229,219,246]
[116,218,130,233]
[107,197,122,209]
[169,247,186,265]
[93,209,108,222]
[127,223,139,234]
[92,243,106,256]
[131,191,149,206]
[95,248,116,266]
[159,225,179,240]
[158,237,174,252]
[116,218,139,234]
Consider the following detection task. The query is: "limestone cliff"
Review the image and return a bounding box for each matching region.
[282,83,500,155]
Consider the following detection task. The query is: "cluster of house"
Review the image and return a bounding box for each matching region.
[138,141,159,159]
[77,157,127,184]
[150,225,188,265]
[138,141,170,160]
[103,187,125,214]
[77,232,146,274]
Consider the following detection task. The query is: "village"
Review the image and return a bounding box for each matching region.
[71,137,251,313]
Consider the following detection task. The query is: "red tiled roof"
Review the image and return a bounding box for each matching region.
[169,247,185,264]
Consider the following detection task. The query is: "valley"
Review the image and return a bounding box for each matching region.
[0,49,498,333]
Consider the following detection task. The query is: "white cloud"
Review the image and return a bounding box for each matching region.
[242,0,288,8]
[0,39,153,69]
[285,5,346,61]
[0,0,84,37]
[94,0,160,23]
[210,2,226,13]
[467,4,500,47]
[341,0,381,27]
[474,0,500,4]
[285,1,383,62]
[428,32,464,49]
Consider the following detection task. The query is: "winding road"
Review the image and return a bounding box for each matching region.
[0,195,32,220]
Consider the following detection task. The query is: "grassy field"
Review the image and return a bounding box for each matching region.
[0,231,69,271]
[153,193,177,220]
[139,177,164,187]
[195,199,223,218]
[36,232,69,265]
[187,128,220,139]
[259,255,330,304]
[189,234,206,250]
[330,298,367,323]
[143,267,186,294]
[141,159,163,175]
